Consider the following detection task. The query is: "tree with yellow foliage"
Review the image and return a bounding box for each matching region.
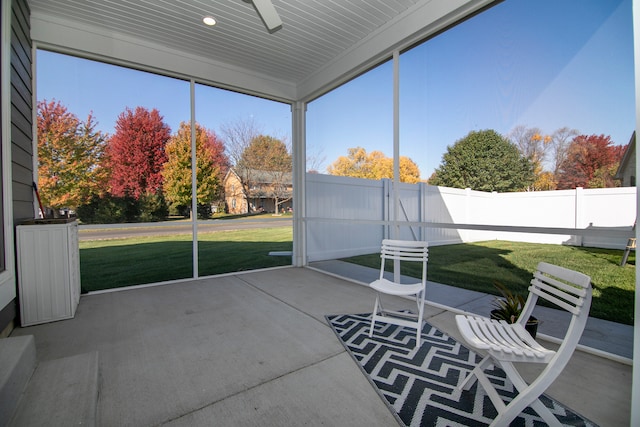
[327,147,421,183]
[533,169,556,191]
[162,122,228,217]
[37,100,109,211]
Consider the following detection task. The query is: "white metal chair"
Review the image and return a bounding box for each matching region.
[368,239,428,347]
[455,262,592,427]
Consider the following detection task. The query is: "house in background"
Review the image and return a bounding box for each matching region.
[616,131,636,187]
[223,170,247,214]
[223,169,293,214]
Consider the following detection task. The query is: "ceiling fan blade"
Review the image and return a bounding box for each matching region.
[249,0,282,33]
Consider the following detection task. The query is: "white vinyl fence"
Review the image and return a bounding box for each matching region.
[305,174,637,262]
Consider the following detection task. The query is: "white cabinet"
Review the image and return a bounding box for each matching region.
[16,219,81,326]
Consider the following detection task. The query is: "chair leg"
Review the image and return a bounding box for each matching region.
[369,295,381,338]
[490,362,562,427]
[461,357,562,426]
[415,293,424,347]
[458,355,492,391]
[462,362,509,419]
[621,238,636,266]
[370,291,425,347]
[376,294,386,314]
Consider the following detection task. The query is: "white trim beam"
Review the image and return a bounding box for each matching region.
[630,0,640,424]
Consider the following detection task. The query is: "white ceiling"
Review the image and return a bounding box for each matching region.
[28,0,494,101]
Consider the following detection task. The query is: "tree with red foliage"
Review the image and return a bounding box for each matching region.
[556,134,625,189]
[107,107,171,199]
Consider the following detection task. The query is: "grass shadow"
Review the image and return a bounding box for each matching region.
[343,241,533,296]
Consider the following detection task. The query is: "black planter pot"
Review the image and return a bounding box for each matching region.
[490,310,539,339]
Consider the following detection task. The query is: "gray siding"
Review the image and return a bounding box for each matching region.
[0,0,33,333]
[11,0,33,223]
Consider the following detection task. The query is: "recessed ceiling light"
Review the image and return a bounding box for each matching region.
[203,16,217,26]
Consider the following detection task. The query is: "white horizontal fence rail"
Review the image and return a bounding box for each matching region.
[305,174,637,262]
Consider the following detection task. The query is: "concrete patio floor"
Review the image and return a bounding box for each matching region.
[9,267,632,426]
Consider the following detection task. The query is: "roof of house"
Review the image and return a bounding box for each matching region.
[615,131,636,180]
[224,168,292,185]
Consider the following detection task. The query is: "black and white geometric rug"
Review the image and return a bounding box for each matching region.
[326,313,598,427]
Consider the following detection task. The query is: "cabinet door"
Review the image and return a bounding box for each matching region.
[17,222,77,326]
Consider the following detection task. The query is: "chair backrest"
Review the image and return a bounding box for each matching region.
[379,239,429,283]
[519,261,592,342]
[516,262,592,391]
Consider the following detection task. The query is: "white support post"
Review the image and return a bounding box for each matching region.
[190,80,198,278]
[393,50,400,282]
[630,0,640,424]
[292,101,306,267]
[382,178,390,240]
[392,50,400,241]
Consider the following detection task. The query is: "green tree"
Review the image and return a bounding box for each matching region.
[429,130,534,192]
[238,135,291,171]
[589,163,621,189]
[327,147,421,183]
[76,194,139,224]
[237,135,292,213]
[37,99,108,211]
[162,122,228,217]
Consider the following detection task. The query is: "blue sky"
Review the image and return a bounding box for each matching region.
[37,0,634,179]
[36,54,292,144]
[307,0,634,176]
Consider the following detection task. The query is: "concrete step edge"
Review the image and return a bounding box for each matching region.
[0,335,36,426]
[9,351,99,427]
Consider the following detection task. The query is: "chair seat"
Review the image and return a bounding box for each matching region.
[455,314,555,363]
[370,278,424,296]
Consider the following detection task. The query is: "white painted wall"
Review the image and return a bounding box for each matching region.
[305,174,637,262]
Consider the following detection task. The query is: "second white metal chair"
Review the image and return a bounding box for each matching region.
[368,239,429,347]
[455,262,592,427]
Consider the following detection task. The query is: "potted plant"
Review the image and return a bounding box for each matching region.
[490,281,539,338]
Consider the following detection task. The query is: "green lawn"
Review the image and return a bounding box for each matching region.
[79,227,292,292]
[342,240,635,325]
